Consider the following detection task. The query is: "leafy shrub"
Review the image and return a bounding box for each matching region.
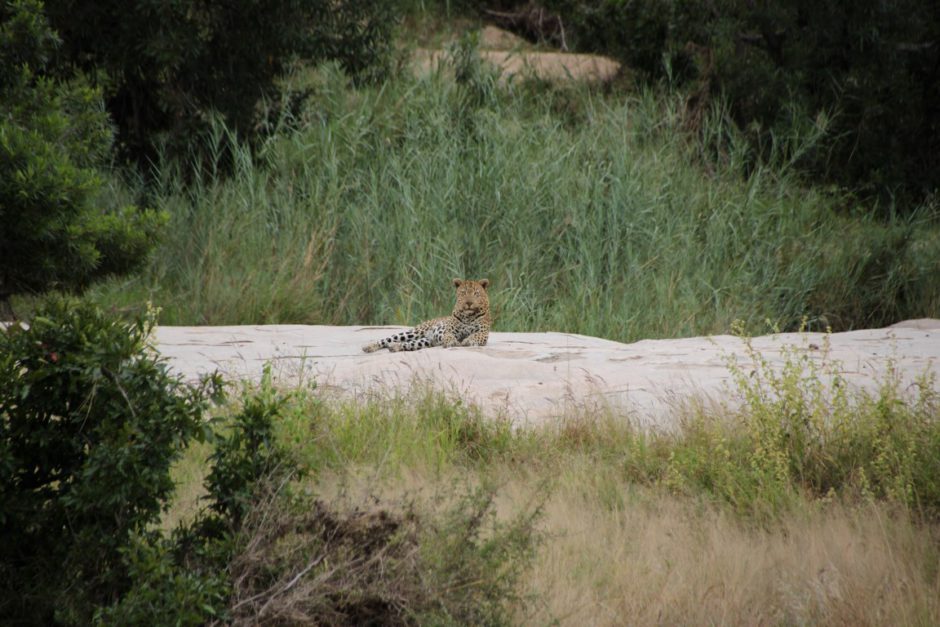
[0,299,307,624]
[203,366,290,529]
[0,298,221,623]
[93,532,230,626]
[0,0,163,315]
[94,357,297,624]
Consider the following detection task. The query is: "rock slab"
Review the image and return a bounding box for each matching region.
[154,321,940,428]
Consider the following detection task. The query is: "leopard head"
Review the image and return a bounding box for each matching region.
[452,278,489,321]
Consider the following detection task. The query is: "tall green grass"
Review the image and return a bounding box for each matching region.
[94,61,940,339]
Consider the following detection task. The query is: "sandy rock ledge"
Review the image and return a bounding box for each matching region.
[154,322,940,428]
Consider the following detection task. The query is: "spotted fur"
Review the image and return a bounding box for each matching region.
[362,279,491,352]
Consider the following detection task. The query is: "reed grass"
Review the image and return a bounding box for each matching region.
[90,60,940,339]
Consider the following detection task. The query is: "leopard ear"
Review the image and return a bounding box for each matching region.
[453,278,463,288]
[479,279,489,290]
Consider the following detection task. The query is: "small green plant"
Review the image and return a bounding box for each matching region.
[447,30,499,111]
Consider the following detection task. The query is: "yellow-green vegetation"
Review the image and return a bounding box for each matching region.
[161,342,940,624]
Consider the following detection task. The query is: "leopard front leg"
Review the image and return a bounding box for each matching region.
[459,328,489,347]
[441,330,459,348]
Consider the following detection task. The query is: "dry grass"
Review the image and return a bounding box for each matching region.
[221,471,538,626]
[312,466,940,626]
[520,486,940,625]
[226,488,419,626]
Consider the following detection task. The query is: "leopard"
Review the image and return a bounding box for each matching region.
[362,278,491,353]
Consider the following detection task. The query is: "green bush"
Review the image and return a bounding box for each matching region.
[203,367,289,529]
[0,0,163,316]
[0,300,297,624]
[94,356,297,625]
[93,533,230,626]
[0,299,221,623]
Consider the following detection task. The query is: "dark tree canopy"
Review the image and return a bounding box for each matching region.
[42,0,397,163]
[0,0,162,314]
[542,0,940,205]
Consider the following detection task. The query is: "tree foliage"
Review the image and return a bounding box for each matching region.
[42,0,398,162]
[0,0,163,312]
[543,0,940,205]
[0,299,222,623]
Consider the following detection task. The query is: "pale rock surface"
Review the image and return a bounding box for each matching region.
[413,48,621,84]
[478,25,531,50]
[412,24,620,84]
[154,321,940,428]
